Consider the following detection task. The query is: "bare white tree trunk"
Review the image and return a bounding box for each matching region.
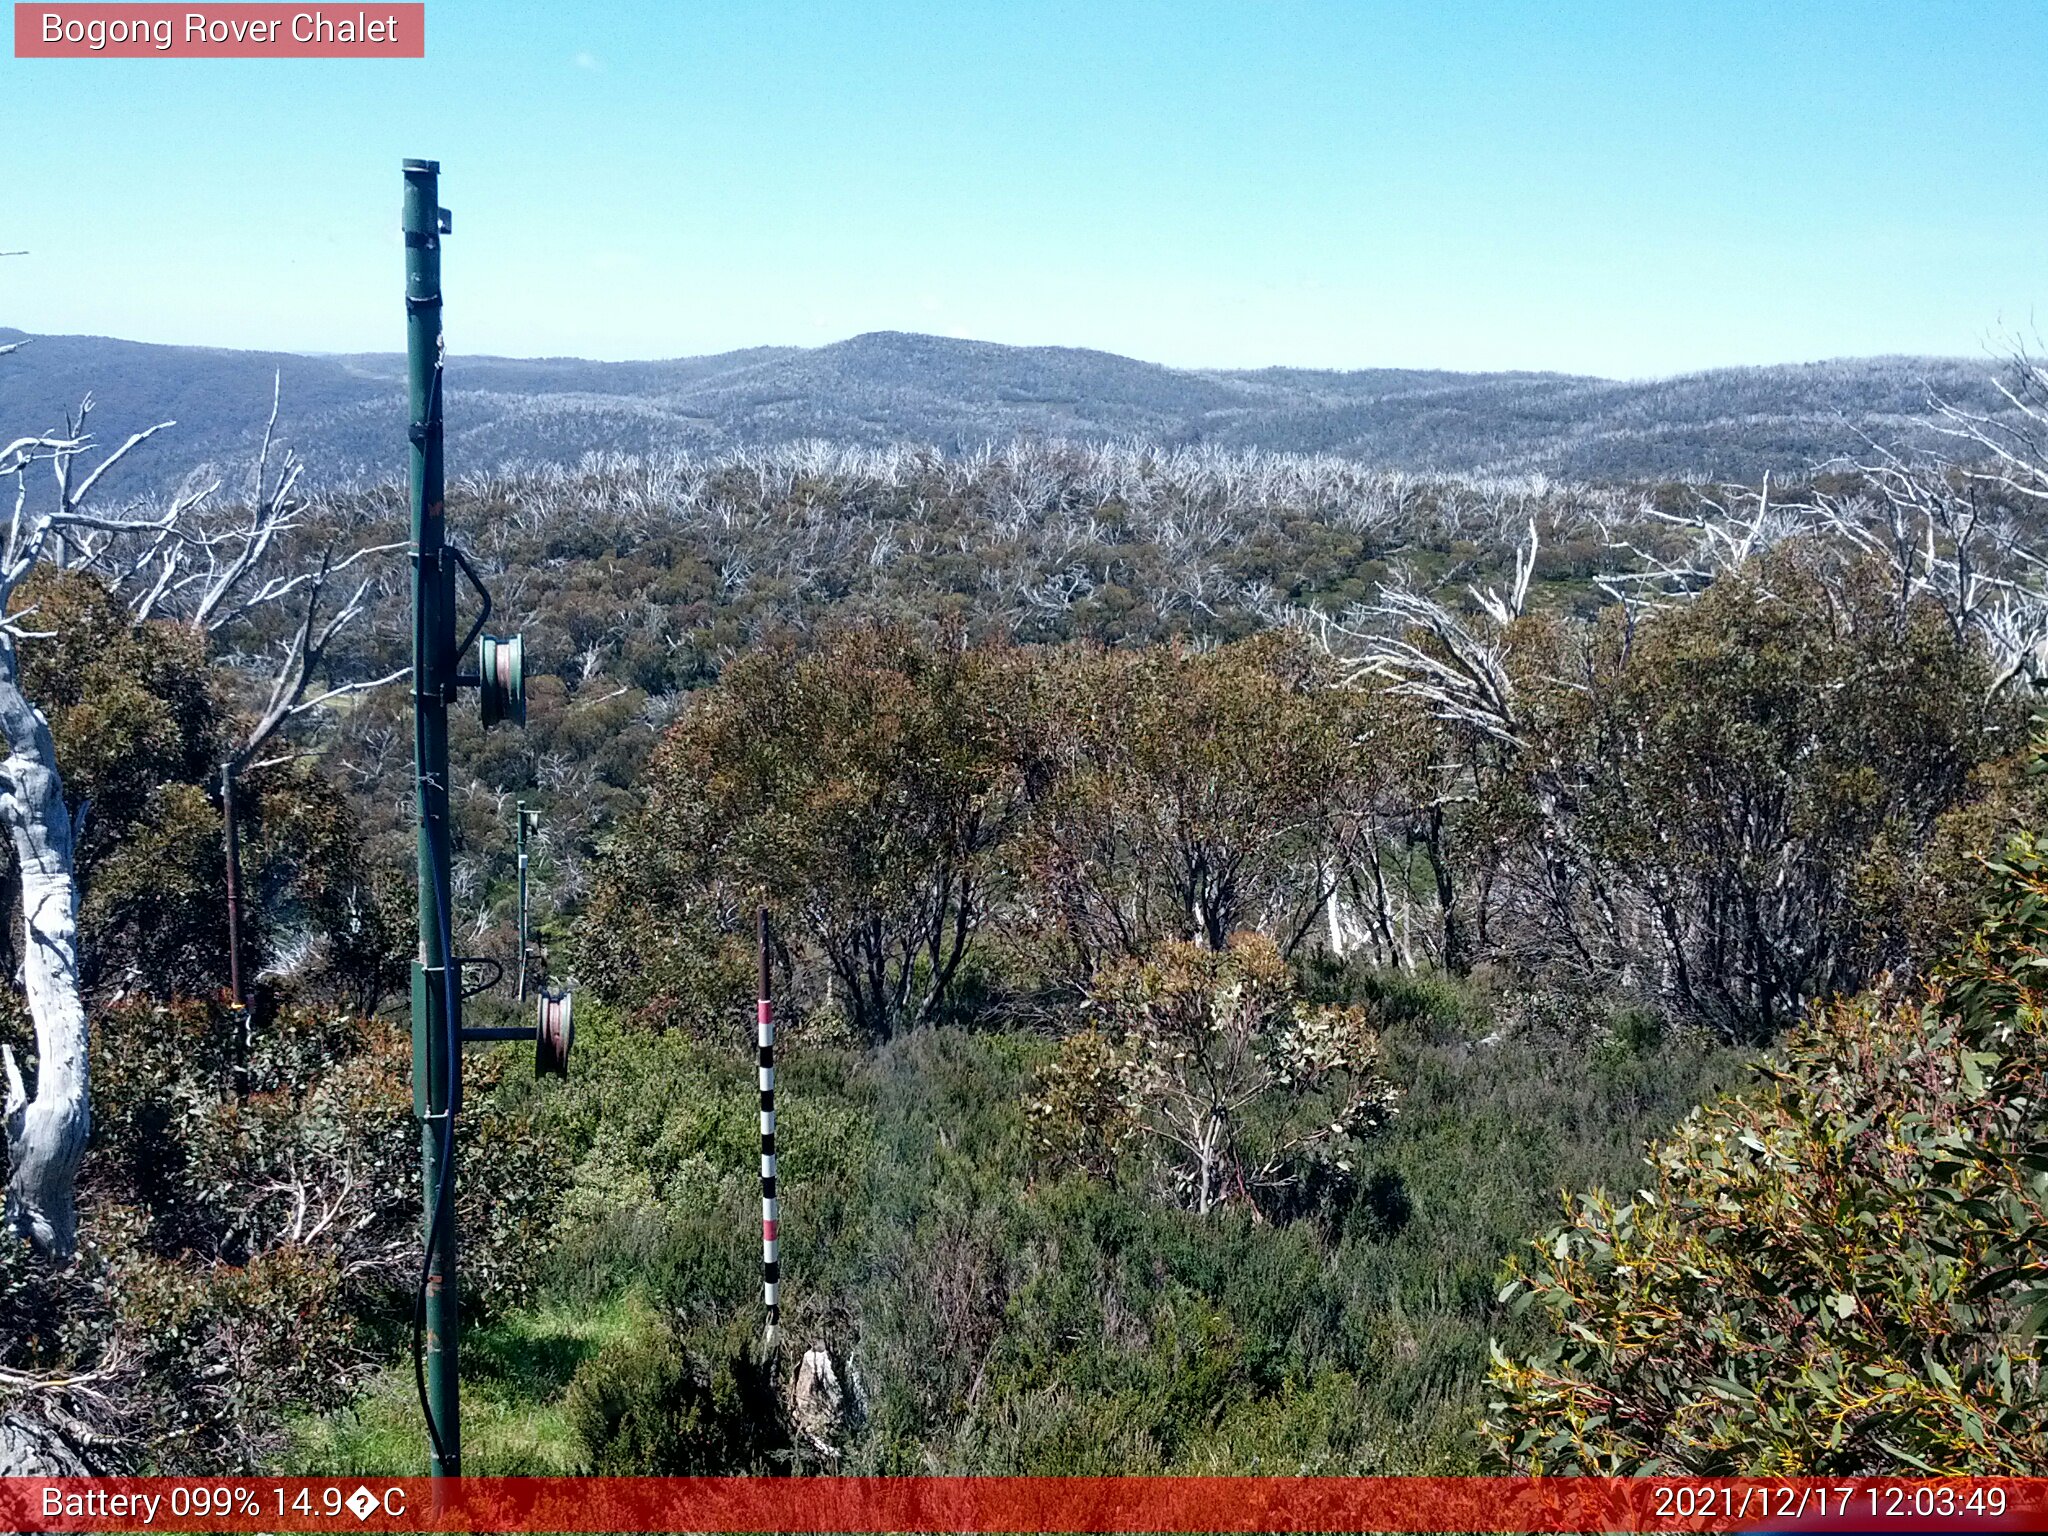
[1195,1120,1221,1216]
[0,375,403,1256]
[0,638,87,1257]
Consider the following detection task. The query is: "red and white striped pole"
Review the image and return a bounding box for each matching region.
[757,906,780,1350]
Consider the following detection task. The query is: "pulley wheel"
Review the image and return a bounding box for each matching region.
[479,633,525,729]
[536,988,573,1078]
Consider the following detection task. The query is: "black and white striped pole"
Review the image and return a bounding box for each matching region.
[757,906,780,1351]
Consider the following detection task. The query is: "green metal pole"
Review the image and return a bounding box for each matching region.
[404,157,460,1480]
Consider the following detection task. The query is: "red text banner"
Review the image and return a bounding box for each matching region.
[1,1476,2045,1533]
[14,5,424,57]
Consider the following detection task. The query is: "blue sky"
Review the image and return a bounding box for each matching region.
[2,1,2043,375]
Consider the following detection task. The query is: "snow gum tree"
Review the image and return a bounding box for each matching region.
[1031,932,1399,1216]
[0,371,396,1255]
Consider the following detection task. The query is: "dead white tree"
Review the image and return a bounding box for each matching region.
[0,413,174,1253]
[1315,574,1525,749]
[1471,517,1539,628]
[78,382,406,1007]
[1594,472,1798,611]
[0,369,403,1253]
[1597,362,2048,693]
[1300,569,1533,975]
[98,380,409,769]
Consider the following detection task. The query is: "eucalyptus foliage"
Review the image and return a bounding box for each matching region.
[1483,763,2048,1473]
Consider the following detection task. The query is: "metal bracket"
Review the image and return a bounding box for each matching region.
[447,545,494,673]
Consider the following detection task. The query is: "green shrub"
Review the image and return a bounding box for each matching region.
[565,1312,787,1473]
[497,1005,1744,1478]
[1482,826,2048,1473]
[1028,934,1397,1218]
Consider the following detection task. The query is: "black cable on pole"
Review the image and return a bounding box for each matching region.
[407,334,460,1475]
[411,702,462,1474]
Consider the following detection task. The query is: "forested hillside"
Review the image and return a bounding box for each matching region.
[1,353,2045,1476]
[0,327,2014,487]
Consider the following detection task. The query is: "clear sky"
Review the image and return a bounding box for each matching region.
[2,1,2043,376]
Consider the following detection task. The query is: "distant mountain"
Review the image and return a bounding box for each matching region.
[0,327,2009,493]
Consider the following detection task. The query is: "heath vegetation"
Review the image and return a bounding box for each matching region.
[1,348,2045,1473]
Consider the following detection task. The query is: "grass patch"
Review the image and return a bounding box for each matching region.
[284,1293,654,1474]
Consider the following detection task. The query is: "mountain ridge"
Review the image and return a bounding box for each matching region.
[0,326,2005,490]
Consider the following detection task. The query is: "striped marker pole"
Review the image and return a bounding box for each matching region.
[757,907,780,1350]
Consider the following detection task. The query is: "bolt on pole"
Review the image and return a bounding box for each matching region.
[404,155,461,1480]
